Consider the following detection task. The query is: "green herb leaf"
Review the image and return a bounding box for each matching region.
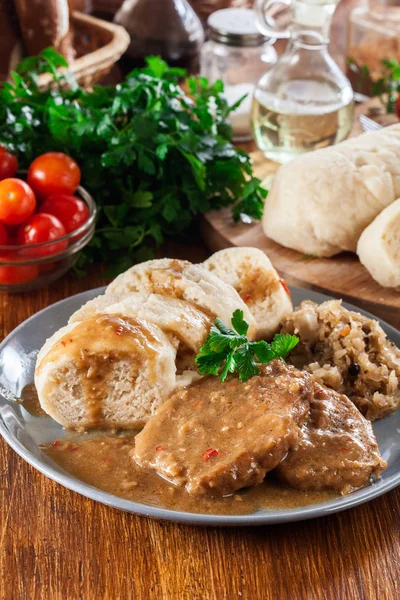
[270,333,299,359]
[233,346,260,382]
[0,48,266,273]
[195,312,299,382]
[231,309,249,336]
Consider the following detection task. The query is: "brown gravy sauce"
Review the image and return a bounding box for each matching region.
[37,315,164,426]
[26,383,337,514]
[20,383,47,416]
[236,263,281,304]
[43,434,338,515]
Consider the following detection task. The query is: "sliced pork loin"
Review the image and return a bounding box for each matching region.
[275,383,386,494]
[35,314,177,430]
[203,247,293,340]
[133,360,314,497]
[106,258,257,340]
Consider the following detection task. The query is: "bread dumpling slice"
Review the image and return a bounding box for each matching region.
[69,292,212,353]
[357,198,400,289]
[35,314,177,430]
[106,258,257,339]
[203,247,293,339]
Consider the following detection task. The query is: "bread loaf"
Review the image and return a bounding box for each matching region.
[35,314,177,430]
[203,247,292,339]
[357,198,400,289]
[14,0,75,62]
[263,124,400,257]
[107,258,257,339]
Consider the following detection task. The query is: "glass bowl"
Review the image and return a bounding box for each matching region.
[0,185,97,293]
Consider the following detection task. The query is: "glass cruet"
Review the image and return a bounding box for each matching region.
[252,0,355,163]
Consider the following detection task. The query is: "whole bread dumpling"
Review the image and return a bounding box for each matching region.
[106,258,256,339]
[203,248,292,339]
[357,198,400,289]
[263,124,400,257]
[35,314,177,430]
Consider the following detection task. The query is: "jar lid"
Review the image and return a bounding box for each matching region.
[208,8,271,47]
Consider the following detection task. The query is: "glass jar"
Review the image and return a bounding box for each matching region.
[252,0,354,163]
[347,0,400,97]
[200,8,277,141]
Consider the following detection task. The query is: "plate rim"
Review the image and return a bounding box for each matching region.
[1,286,400,526]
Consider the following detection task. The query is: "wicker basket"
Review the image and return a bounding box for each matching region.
[38,11,130,90]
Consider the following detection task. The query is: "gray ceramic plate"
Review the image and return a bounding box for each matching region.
[1,287,399,526]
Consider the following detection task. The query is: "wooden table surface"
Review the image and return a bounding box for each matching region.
[2,248,400,600]
[2,1,400,598]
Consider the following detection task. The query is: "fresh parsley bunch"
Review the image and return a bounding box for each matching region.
[195,310,299,383]
[0,48,267,275]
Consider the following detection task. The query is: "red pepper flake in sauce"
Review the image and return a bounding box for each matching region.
[52,440,60,446]
[243,294,252,304]
[155,445,165,451]
[279,279,291,297]
[70,446,78,452]
[203,448,219,461]
[340,448,349,453]
[193,401,200,407]
[61,341,67,347]
[103,457,111,462]
[115,326,125,336]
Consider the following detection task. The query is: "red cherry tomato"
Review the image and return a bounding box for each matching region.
[0,178,36,226]
[0,257,39,285]
[39,194,89,234]
[0,146,18,180]
[0,223,8,245]
[16,213,68,257]
[28,152,81,200]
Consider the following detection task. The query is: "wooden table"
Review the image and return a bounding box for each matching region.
[1,240,400,600]
[2,2,400,597]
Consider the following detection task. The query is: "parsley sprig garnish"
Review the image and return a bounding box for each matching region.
[0,49,267,276]
[195,310,299,383]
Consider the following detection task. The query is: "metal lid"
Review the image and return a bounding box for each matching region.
[208,8,271,47]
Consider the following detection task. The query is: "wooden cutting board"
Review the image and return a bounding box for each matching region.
[202,100,400,328]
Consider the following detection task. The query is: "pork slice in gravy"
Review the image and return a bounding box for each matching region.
[133,360,314,496]
[275,382,387,494]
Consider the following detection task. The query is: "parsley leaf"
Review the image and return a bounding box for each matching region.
[0,49,267,274]
[195,312,299,383]
[270,333,299,359]
[231,309,249,336]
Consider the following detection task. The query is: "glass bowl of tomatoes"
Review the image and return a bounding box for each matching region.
[0,151,97,293]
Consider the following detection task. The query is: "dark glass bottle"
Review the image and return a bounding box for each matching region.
[114,0,205,73]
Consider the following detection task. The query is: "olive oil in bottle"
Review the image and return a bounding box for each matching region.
[252,78,354,163]
[253,0,354,163]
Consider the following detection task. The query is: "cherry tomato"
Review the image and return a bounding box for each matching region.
[0,223,8,245]
[0,178,36,226]
[17,213,68,257]
[0,146,18,180]
[27,152,81,200]
[39,194,89,234]
[0,257,39,285]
